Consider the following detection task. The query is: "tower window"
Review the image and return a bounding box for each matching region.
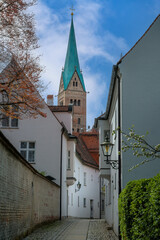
[73,82,75,86]
[78,100,80,106]
[74,99,77,105]
[78,118,80,124]
[76,82,78,87]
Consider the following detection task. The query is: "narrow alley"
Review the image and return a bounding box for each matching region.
[24,219,118,240]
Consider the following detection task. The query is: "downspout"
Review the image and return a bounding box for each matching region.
[116,66,122,239]
[99,176,101,219]
[60,127,65,220]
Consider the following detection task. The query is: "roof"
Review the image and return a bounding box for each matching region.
[117,14,160,65]
[76,130,99,169]
[49,105,73,113]
[62,15,86,91]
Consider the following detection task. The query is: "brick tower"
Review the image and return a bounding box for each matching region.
[58,14,86,133]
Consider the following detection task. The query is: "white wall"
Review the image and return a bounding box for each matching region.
[1,105,62,185]
[68,154,100,218]
[54,112,72,134]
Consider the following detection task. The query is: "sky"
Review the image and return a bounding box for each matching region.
[32,0,160,129]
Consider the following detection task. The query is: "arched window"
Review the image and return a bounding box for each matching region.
[77,128,79,132]
[78,100,80,106]
[74,99,77,105]
[76,82,78,87]
[73,82,75,86]
[70,99,73,104]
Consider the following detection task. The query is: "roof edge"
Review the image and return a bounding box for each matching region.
[117,14,160,64]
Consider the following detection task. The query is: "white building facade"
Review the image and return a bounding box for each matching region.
[95,15,160,236]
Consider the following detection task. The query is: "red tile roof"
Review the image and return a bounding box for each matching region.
[118,14,160,65]
[76,129,99,169]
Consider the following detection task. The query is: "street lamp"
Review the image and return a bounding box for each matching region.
[100,136,118,169]
[75,181,81,192]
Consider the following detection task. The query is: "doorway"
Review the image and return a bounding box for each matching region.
[90,199,94,218]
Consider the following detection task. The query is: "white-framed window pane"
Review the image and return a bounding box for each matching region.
[20,150,27,159]
[11,117,18,127]
[29,142,35,149]
[2,116,9,127]
[21,142,27,148]
[28,151,35,162]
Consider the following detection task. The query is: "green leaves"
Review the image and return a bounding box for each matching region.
[113,126,160,170]
[119,173,160,239]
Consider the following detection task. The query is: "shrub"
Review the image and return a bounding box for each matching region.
[119,173,160,240]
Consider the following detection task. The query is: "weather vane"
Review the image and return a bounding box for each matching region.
[70,5,75,16]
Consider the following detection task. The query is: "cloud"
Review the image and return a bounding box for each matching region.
[33,0,128,126]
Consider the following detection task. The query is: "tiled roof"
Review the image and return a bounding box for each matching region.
[76,130,99,169]
[118,14,160,64]
[49,105,73,112]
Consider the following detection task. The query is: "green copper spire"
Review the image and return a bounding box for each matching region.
[62,15,86,91]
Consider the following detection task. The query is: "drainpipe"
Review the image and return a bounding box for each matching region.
[60,127,64,220]
[99,176,101,219]
[116,66,122,240]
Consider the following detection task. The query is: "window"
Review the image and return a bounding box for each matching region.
[74,99,77,105]
[78,100,80,106]
[76,82,78,87]
[91,175,93,181]
[1,105,18,128]
[78,118,80,124]
[78,196,80,207]
[60,101,63,106]
[72,128,74,132]
[102,200,105,211]
[83,198,86,208]
[67,151,71,169]
[71,193,73,206]
[77,128,79,132]
[70,99,73,104]
[20,141,35,163]
[84,172,87,186]
[73,81,75,86]
[104,130,110,141]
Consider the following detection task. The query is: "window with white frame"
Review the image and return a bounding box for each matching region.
[83,198,86,207]
[1,105,19,128]
[84,172,87,186]
[20,141,35,163]
[67,150,71,169]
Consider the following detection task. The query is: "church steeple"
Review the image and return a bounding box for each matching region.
[62,15,86,91]
[58,13,86,133]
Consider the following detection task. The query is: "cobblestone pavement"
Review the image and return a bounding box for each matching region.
[23,219,118,240]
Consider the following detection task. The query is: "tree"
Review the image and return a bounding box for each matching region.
[0,0,46,120]
[117,126,160,170]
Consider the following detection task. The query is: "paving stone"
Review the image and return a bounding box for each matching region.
[23,218,118,240]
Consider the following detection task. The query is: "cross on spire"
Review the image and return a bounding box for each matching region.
[70,5,75,16]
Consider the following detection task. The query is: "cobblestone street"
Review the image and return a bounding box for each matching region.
[24,219,118,240]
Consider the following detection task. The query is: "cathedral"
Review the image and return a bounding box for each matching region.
[58,13,86,133]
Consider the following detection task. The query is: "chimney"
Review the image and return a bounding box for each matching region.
[47,95,54,106]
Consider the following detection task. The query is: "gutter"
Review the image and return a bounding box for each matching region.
[115,66,122,240]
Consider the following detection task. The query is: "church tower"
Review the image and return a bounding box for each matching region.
[58,14,86,133]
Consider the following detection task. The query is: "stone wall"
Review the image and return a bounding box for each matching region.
[0,131,60,240]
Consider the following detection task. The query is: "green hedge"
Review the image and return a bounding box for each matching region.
[119,173,160,240]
